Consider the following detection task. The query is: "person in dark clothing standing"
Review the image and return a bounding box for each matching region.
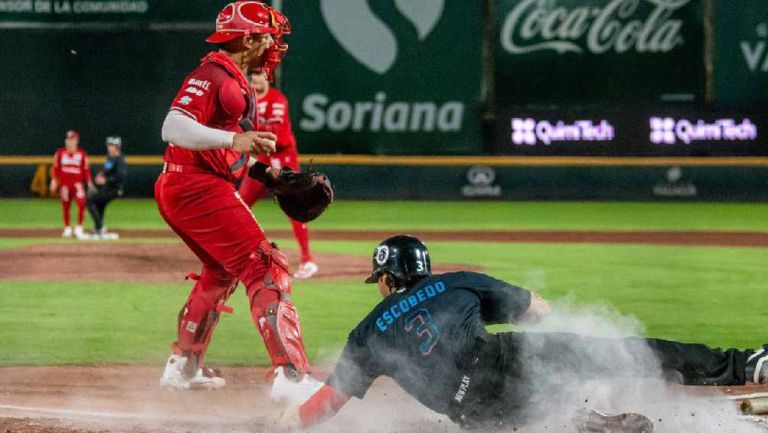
[283,235,768,432]
[87,136,126,240]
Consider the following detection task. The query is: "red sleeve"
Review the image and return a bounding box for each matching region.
[270,91,296,149]
[52,149,62,180]
[80,150,91,183]
[169,68,218,124]
[298,384,350,427]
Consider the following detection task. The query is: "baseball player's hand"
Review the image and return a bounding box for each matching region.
[49,178,59,193]
[518,292,550,325]
[232,131,277,156]
[95,173,106,185]
[266,166,282,181]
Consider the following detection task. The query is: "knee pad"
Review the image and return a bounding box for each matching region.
[240,240,291,296]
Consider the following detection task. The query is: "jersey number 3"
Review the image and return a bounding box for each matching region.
[405,309,440,356]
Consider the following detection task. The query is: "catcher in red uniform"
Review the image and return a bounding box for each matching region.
[156,1,327,401]
[239,70,318,279]
[50,130,91,239]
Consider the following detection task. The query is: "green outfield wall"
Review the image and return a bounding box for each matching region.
[713,0,768,105]
[1,0,766,158]
[2,156,768,201]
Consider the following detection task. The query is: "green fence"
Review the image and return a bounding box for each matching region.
[4,159,768,201]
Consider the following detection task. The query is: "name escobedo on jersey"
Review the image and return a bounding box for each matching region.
[375,281,446,332]
[300,93,464,133]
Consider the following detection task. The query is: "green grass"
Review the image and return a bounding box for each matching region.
[1,198,766,366]
[2,198,768,231]
[0,239,766,366]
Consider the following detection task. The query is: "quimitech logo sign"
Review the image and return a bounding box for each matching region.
[649,117,758,145]
[511,118,615,145]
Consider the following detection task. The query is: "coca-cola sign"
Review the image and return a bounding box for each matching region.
[500,0,690,55]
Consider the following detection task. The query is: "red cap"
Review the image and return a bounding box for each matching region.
[206,1,279,44]
[65,130,79,140]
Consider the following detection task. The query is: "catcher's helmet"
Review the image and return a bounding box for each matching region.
[206,1,284,44]
[365,235,431,284]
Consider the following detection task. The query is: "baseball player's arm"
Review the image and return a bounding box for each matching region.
[298,384,350,427]
[466,272,545,325]
[517,291,551,325]
[161,110,235,150]
[106,156,127,186]
[161,111,276,155]
[82,153,92,185]
[295,328,379,427]
[50,151,61,191]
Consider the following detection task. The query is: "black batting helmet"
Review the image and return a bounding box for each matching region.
[364,235,431,284]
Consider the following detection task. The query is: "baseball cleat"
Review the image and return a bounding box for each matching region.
[746,345,768,384]
[88,229,119,241]
[572,408,654,433]
[293,261,319,279]
[74,225,86,240]
[270,365,322,405]
[62,226,73,238]
[100,226,120,240]
[160,354,226,390]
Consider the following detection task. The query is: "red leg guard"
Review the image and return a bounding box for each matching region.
[173,267,237,378]
[242,240,310,373]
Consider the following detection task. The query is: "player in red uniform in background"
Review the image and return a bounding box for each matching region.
[50,130,91,239]
[239,70,318,279]
[156,1,320,402]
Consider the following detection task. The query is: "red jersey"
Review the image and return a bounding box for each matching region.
[164,52,255,182]
[255,88,296,151]
[52,148,91,185]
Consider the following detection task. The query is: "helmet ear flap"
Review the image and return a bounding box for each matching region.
[382,273,407,294]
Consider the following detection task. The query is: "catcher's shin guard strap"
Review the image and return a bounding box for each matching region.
[255,299,310,373]
[174,273,238,376]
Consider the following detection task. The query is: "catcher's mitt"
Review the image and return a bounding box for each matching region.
[249,162,333,222]
[248,162,333,223]
[273,168,333,222]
